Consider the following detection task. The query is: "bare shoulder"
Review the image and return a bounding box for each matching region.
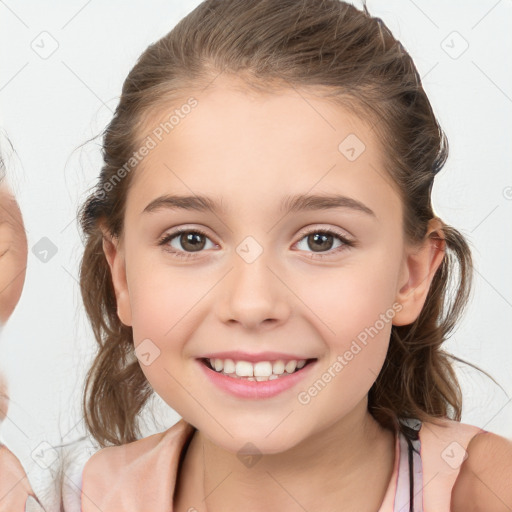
[451,430,512,512]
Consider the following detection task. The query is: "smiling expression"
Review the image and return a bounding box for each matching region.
[102,76,440,453]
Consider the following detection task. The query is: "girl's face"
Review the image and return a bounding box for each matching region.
[104,77,443,453]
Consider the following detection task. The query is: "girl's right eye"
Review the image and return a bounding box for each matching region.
[158,228,216,260]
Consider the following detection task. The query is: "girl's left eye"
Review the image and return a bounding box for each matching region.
[158,227,355,260]
[293,228,355,259]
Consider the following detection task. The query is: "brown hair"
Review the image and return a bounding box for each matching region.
[79,0,481,447]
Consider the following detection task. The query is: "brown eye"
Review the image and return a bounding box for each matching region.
[306,232,335,252]
[158,228,216,259]
[178,231,207,252]
[294,228,355,259]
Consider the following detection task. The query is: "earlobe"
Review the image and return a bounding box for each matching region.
[100,226,133,327]
[392,219,446,327]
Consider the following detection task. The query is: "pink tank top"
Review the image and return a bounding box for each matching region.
[80,417,485,512]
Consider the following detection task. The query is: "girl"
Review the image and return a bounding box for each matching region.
[76,1,512,511]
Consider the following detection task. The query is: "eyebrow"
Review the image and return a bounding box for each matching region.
[142,193,376,217]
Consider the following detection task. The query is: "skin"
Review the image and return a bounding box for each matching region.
[0,372,7,423]
[0,181,28,421]
[0,180,28,420]
[102,75,449,511]
[0,182,28,326]
[0,181,33,508]
[0,444,35,509]
[451,432,512,512]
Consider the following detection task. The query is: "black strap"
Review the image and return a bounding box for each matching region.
[407,437,414,512]
[399,418,422,512]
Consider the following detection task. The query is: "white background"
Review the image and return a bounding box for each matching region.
[0,0,511,485]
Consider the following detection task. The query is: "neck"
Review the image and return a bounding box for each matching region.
[174,399,396,512]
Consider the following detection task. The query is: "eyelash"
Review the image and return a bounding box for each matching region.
[157,227,356,261]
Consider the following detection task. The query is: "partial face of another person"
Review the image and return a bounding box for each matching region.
[0,179,28,421]
[0,182,28,327]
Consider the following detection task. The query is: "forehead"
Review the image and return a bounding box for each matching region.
[126,80,402,224]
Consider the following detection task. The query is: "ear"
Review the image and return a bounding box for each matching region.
[392,218,446,327]
[100,223,132,327]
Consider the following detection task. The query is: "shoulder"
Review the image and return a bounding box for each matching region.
[82,428,168,488]
[419,417,485,467]
[451,430,512,512]
[417,418,485,511]
[81,418,195,512]
[83,418,193,472]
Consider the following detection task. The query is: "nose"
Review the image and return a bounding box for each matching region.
[216,245,292,331]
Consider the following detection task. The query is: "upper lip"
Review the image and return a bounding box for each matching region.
[197,351,317,363]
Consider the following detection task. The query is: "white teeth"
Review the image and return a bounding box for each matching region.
[235,361,253,377]
[253,361,273,377]
[272,360,285,375]
[223,359,235,374]
[285,360,297,373]
[227,373,281,381]
[206,357,310,378]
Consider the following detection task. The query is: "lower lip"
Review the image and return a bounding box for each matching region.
[197,359,317,399]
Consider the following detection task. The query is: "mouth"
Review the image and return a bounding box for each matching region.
[198,357,318,381]
[197,356,319,399]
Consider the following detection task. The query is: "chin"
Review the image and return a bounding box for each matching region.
[200,420,302,456]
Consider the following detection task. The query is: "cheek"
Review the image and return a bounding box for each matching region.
[127,257,205,337]
[129,272,193,408]
[294,256,398,391]
[126,263,206,397]
[299,255,399,342]
[295,273,394,422]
